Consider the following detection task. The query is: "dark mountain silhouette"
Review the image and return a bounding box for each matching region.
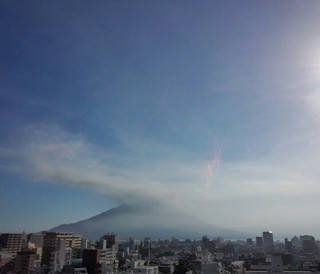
[50,204,248,240]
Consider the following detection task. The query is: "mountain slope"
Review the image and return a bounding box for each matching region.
[50,204,247,240]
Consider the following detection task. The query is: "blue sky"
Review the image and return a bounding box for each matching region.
[1,0,320,236]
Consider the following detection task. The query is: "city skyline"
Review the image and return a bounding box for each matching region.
[1,1,320,236]
[2,229,319,274]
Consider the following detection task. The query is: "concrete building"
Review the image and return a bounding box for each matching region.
[246,254,313,274]
[42,232,58,267]
[124,260,158,274]
[133,265,158,274]
[27,233,44,248]
[300,235,318,253]
[102,234,118,249]
[62,265,88,274]
[14,251,36,274]
[82,249,100,274]
[246,239,253,246]
[158,264,174,274]
[49,239,73,273]
[271,254,283,272]
[41,232,83,267]
[201,262,224,274]
[256,237,263,248]
[129,237,136,254]
[247,269,313,274]
[284,238,293,253]
[228,261,245,274]
[262,231,273,252]
[202,236,216,253]
[26,233,45,266]
[0,252,16,273]
[56,232,83,249]
[99,236,118,273]
[99,247,118,273]
[0,233,22,253]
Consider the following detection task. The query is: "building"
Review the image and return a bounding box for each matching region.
[99,246,118,273]
[0,252,16,273]
[41,232,58,267]
[200,253,224,274]
[27,233,44,248]
[14,251,36,274]
[98,237,118,273]
[300,235,318,253]
[128,237,136,254]
[201,262,224,274]
[262,231,273,252]
[256,237,263,248]
[101,234,118,249]
[125,260,158,274]
[228,261,245,274]
[56,232,83,249]
[133,265,158,274]
[0,233,22,253]
[158,264,174,274]
[202,236,216,252]
[271,254,283,272]
[284,238,293,252]
[41,232,83,267]
[50,239,73,273]
[246,254,312,274]
[63,265,88,274]
[82,249,100,274]
[246,239,253,246]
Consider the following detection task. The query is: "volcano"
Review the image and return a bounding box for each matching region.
[50,204,247,240]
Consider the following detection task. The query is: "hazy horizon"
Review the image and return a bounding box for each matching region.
[1,1,320,237]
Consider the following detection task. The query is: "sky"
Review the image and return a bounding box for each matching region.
[1,0,320,237]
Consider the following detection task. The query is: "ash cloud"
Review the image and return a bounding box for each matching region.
[2,123,320,235]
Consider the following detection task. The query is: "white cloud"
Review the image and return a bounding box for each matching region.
[2,123,320,235]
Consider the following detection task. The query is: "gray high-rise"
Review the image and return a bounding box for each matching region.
[263,231,273,252]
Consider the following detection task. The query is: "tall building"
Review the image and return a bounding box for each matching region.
[128,237,136,253]
[82,249,100,274]
[300,235,318,253]
[262,231,273,252]
[285,238,293,252]
[27,232,45,264]
[0,252,16,273]
[99,234,119,273]
[99,248,118,274]
[50,239,73,273]
[0,233,22,253]
[41,232,83,267]
[256,237,263,247]
[202,236,216,252]
[247,238,253,246]
[102,234,118,249]
[55,232,83,249]
[271,254,283,272]
[41,232,58,267]
[27,233,44,248]
[139,237,151,259]
[14,251,36,274]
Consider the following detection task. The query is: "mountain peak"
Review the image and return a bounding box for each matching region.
[50,204,247,240]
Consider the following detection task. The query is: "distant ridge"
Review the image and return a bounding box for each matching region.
[50,204,248,240]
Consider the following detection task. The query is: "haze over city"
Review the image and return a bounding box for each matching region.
[1,1,320,236]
